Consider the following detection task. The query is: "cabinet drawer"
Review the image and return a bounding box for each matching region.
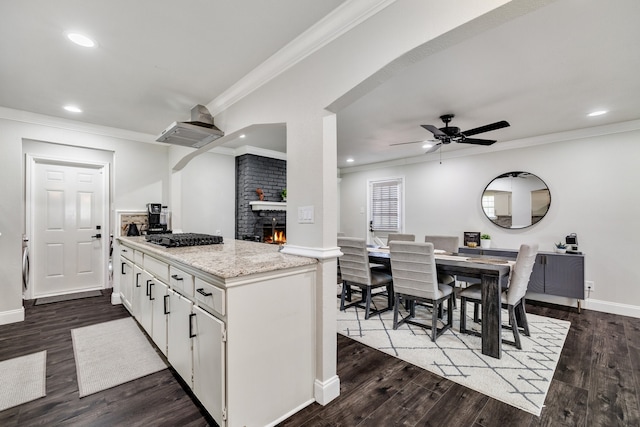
[119,245,134,261]
[170,265,194,298]
[194,277,225,317]
[145,255,169,282]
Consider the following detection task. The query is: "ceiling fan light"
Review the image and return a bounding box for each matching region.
[587,110,607,117]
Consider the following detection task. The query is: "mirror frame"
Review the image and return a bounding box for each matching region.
[481,171,551,229]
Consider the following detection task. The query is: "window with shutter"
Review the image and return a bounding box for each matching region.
[369,178,403,232]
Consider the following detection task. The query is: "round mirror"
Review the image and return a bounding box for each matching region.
[481,171,551,229]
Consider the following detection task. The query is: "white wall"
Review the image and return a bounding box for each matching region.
[339,126,640,316]
[168,146,236,237]
[0,111,169,323]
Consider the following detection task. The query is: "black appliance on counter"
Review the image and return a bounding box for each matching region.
[146,233,223,247]
[147,203,167,234]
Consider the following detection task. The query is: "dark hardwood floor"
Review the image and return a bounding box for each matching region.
[1,290,639,426]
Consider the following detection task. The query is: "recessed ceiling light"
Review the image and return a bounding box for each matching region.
[239,134,246,138]
[64,105,82,113]
[346,158,354,163]
[587,110,607,117]
[66,32,96,48]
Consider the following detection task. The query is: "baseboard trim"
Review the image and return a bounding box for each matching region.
[111,292,122,305]
[584,298,640,319]
[314,375,341,405]
[0,307,25,325]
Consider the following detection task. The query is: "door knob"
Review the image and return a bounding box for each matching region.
[91,233,102,239]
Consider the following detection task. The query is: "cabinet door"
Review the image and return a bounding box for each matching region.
[119,257,134,312]
[192,305,226,426]
[151,280,169,356]
[132,265,144,322]
[544,254,585,299]
[167,289,193,387]
[139,270,154,333]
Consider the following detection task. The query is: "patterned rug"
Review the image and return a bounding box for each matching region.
[337,297,570,416]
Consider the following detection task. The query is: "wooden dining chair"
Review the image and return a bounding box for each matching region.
[389,241,454,341]
[458,243,539,349]
[338,237,393,319]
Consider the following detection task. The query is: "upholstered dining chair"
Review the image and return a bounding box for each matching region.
[387,233,415,244]
[458,243,539,349]
[338,237,394,319]
[424,235,459,306]
[389,241,454,341]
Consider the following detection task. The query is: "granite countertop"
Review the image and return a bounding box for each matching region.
[117,236,317,279]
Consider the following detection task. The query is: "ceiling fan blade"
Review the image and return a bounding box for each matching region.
[458,138,496,146]
[421,124,446,138]
[390,140,423,146]
[425,143,442,153]
[461,120,510,137]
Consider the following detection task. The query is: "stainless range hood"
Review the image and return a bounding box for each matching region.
[156,104,224,148]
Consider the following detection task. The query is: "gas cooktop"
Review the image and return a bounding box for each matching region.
[145,233,223,247]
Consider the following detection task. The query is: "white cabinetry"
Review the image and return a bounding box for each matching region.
[119,257,133,311]
[139,270,154,333]
[192,305,226,423]
[150,279,169,356]
[167,288,194,385]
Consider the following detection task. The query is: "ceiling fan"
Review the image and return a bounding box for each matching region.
[391,114,510,153]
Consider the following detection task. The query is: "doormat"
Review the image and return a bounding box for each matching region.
[34,290,103,305]
[337,298,570,416]
[71,317,167,397]
[0,350,47,411]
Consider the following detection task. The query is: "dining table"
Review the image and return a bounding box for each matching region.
[367,247,512,359]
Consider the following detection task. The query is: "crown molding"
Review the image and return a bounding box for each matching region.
[206,0,397,116]
[0,106,157,144]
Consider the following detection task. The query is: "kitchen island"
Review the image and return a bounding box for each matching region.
[116,236,318,427]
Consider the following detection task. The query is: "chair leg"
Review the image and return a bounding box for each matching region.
[340,281,347,311]
[460,296,467,333]
[364,286,373,319]
[473,303,480,323]
[516,300,530,336]
[431,301,438,342]
[508,305,522,349]
[447,294,454,327]
[393,293,401,329]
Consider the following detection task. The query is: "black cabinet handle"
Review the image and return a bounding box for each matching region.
[146,280,152,296]
[196,288,212,297]
[189,313,196,338]
[135,273,141,287]
[149,283,155,300]
[171,274,184,281]
[163,295,169,314]
[121,262,126,275]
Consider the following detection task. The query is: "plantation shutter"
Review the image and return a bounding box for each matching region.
[370,178,402,232]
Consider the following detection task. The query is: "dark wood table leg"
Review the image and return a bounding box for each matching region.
[481,273,502,359]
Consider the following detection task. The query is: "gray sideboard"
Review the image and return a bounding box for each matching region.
[458,247,585,310]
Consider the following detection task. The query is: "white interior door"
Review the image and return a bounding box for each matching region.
[30,159,107,298]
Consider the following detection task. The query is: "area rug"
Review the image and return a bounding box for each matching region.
[337,298,570,416]
[35,290,102,305]
[71,317,167,397]
[0,350,47,411]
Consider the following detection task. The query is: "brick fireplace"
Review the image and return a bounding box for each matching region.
[235,154,286,242]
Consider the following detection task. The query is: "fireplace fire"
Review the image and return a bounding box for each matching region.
[265,230,286,244]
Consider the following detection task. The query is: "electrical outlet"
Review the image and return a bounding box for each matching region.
[585,280,595,292]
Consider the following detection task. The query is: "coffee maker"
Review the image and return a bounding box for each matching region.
[566,233,580,254]
[146,203,166,234]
